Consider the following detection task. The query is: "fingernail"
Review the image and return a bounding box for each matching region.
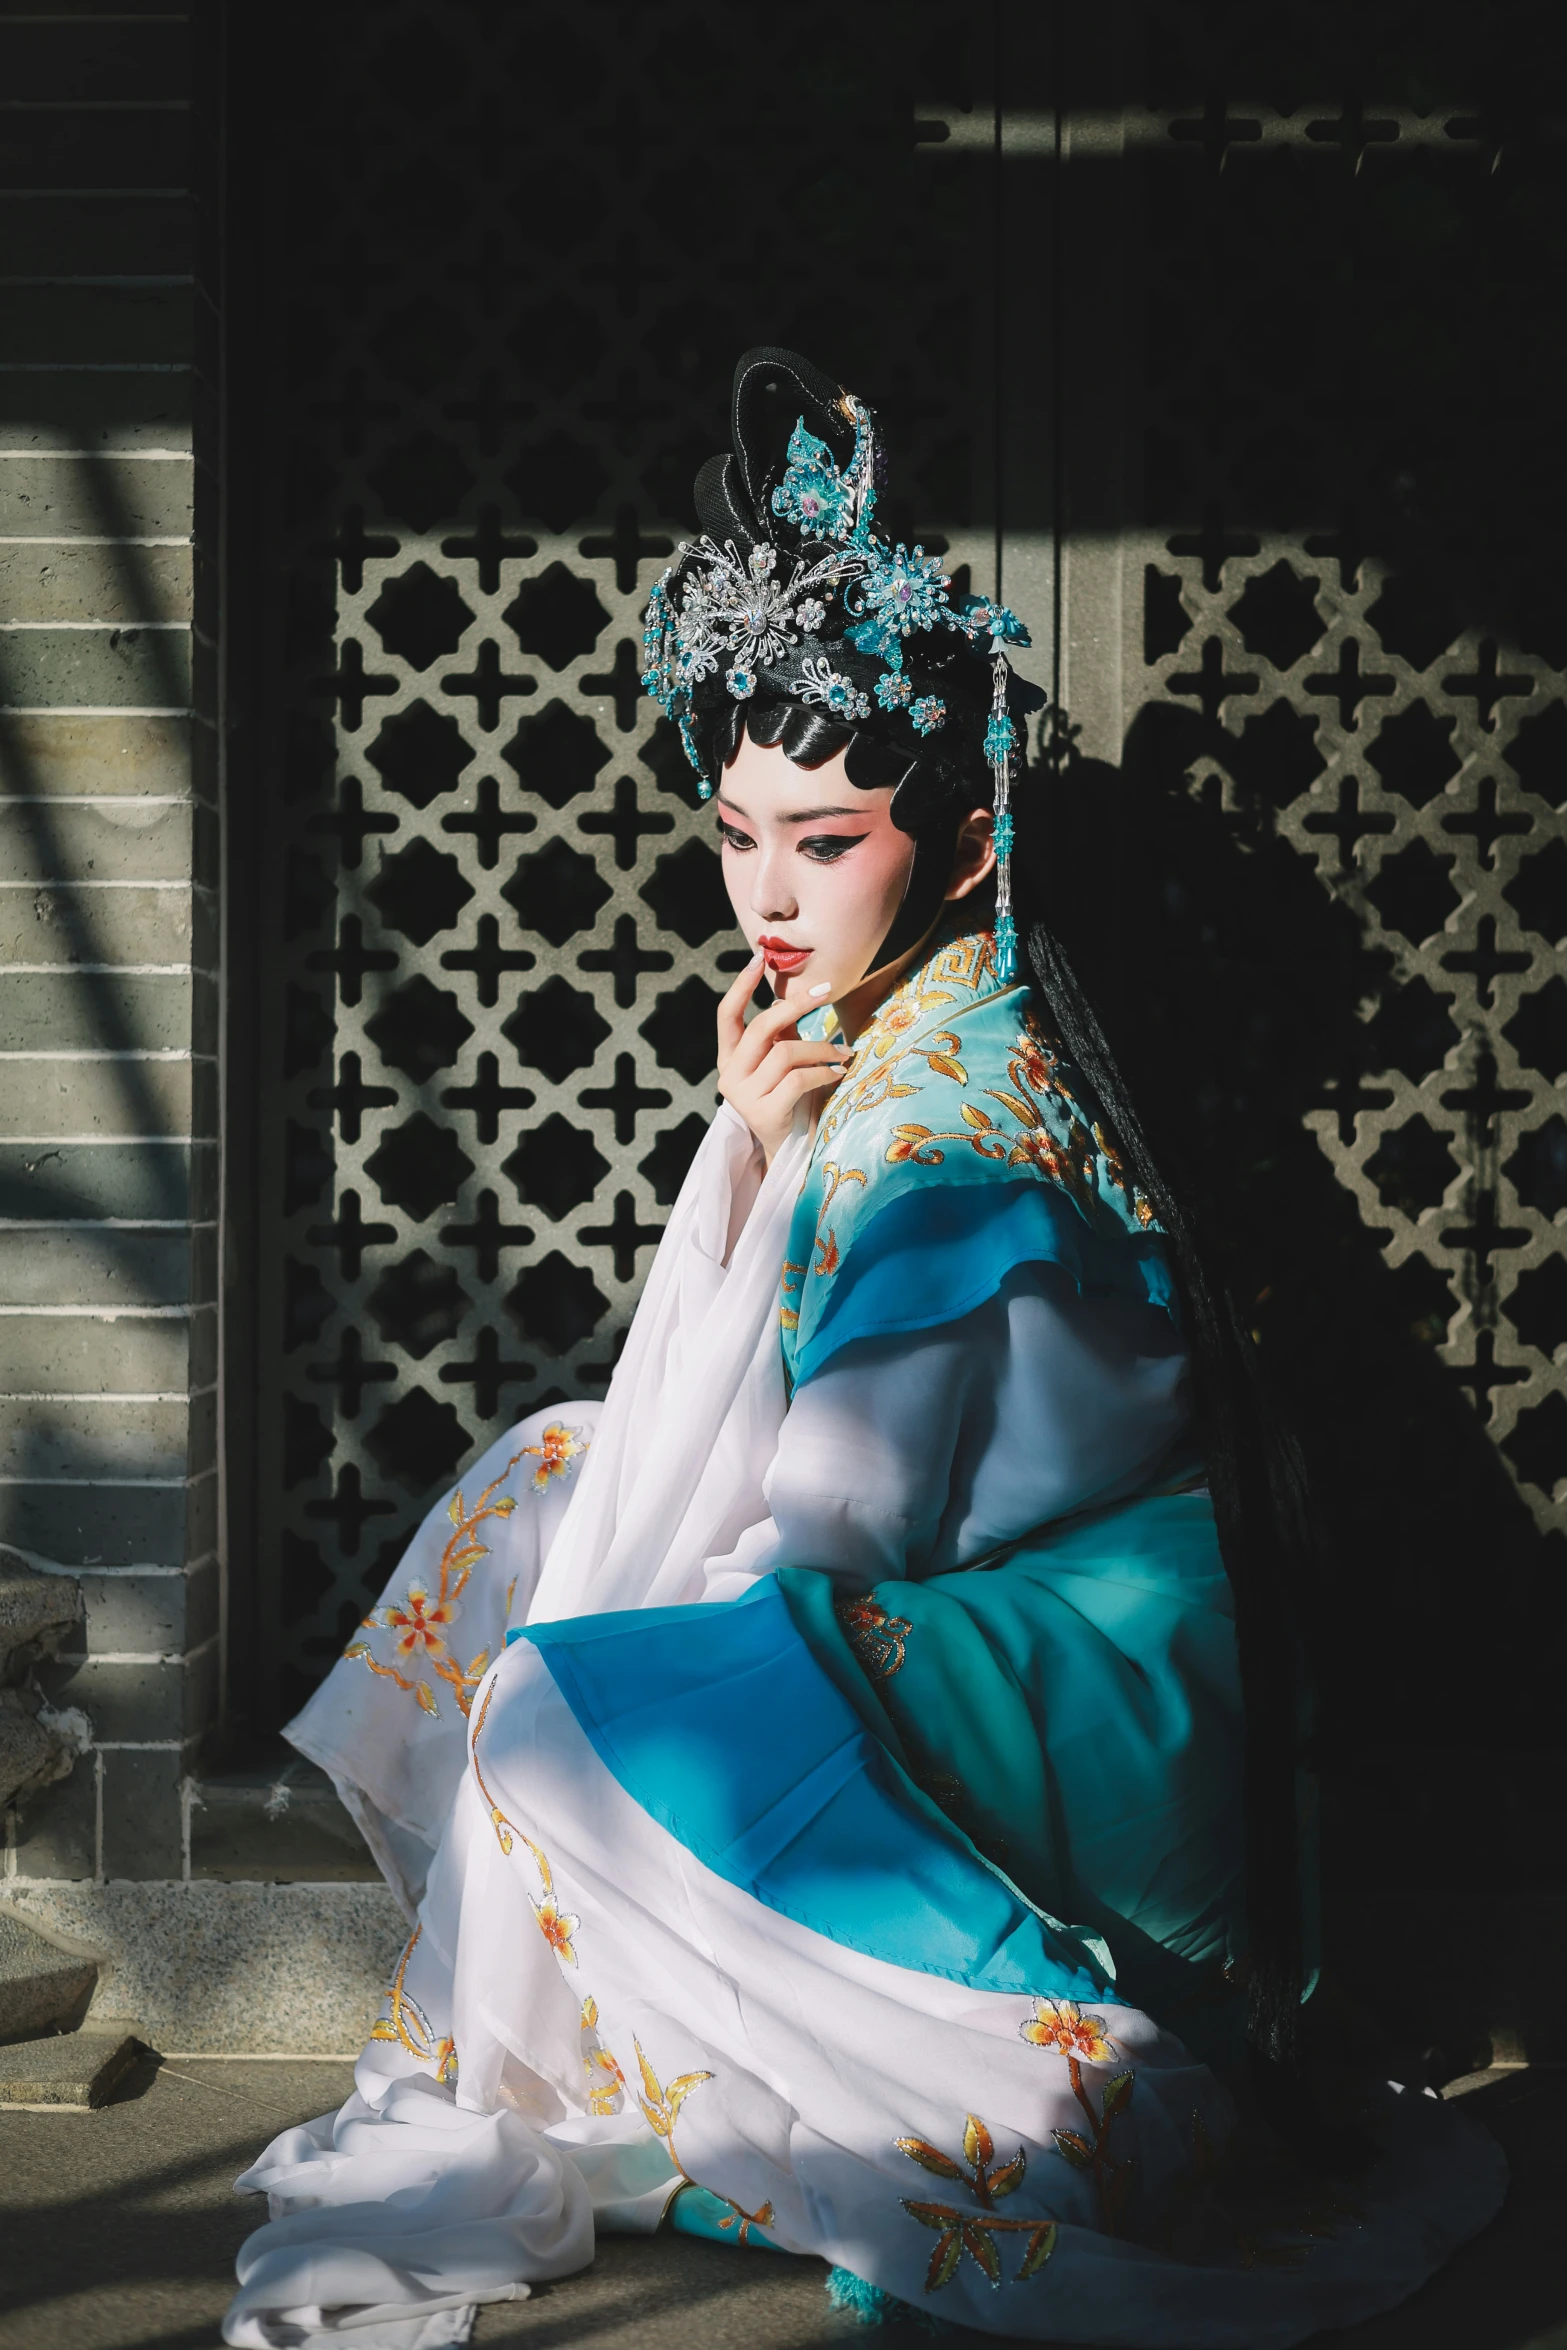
[807,981,832,998]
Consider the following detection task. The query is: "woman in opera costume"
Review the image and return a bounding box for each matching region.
[225,351,1502,2350]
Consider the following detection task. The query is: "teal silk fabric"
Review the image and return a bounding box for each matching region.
[781,928,1178,1387]
[516,1574,1118,2007]
[512,1491,1244,2060]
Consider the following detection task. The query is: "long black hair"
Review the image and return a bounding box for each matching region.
[693,686,1316,2071]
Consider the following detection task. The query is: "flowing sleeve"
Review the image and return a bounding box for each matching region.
[701,1261,1191,1600]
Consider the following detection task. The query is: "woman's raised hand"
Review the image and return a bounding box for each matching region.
[716,951,851,1166]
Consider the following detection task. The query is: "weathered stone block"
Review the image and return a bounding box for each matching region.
[0,712,193,795]
[0,797,195,886]
[0,970,204,1053]
[0,1396,191,1481]
[0,369,193,453]
[0,623,192,709]
[0,541,191,625]
[0,1057,194,1143]
[190,1767,377,1884]
[0,2027,140,2107]
[0,1230,196,1309]
[0,882,194,967]
[0,1482,192,1571]
[99,1745,182,1880]
[10,1751,97,1879]
[0,1140,196,1223]
[0,1313,195,1396]
[0,454,193,540]
[0,1908,96,2039]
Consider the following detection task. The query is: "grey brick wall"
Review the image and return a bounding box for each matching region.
[0,4,219,1887]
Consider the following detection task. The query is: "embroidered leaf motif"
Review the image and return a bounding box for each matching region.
[896,2138,967,2183]
[581,1995,598,2028]
[467,1650,489,1680]
[902,2197,963,2228]
[1100,2070,1135,2122]
[987,2151,1027,2200]
[635,2039,664,2110]
[448,1491,465,1526]
[1053,2128,1093,2170]
[1016,2222,1059,2279]
[961,1104,996,1129]
[963,2114,994,2169]
[665,2069,715,2123]
[415,1682,439,1717]
[962,2221,1003,2287]
[925,2229,965,2293]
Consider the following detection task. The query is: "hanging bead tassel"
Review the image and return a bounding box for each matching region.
[984,654,1019,983]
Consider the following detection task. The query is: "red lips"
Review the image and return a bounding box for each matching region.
[758,934,811,974]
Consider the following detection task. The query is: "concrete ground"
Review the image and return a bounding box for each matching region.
[0,2059,1560,2350]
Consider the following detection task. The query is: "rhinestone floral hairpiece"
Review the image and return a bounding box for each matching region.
[641,390,1031,980]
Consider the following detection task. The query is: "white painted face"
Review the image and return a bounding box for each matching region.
[715,729,997,1015]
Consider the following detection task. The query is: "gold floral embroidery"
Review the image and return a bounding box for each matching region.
[520,1832,580,1966]
[470,1673,522,1853]
[813,1160,866,1279]
[779,1257,806,1333]
[580,1995,627,2115]
[896,2113,1059,2291]
[635,2037,777,2243]
[1021,2000,1134,2232]
[835,1594,912,1679]
[344,1450,527,1720]
[521,1420,588,1492]
[369,1925,457,2086]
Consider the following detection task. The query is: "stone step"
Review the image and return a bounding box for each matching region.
[0,1906,96,2043]
[0,2027,142,2110]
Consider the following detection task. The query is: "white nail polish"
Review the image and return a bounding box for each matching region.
[807,981,832,998]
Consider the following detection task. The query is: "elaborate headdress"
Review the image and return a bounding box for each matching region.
[641,348,1036,981]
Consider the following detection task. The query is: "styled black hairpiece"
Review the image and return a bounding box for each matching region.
[642,346,1039,975]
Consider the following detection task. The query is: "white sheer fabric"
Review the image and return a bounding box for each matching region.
[229,1099,1501,2348]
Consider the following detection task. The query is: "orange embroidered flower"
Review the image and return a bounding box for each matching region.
[381,1583,453,1660]
[1021,1999,1117,2062]
[522,1421,586,1493]
[531,1893,580,1966]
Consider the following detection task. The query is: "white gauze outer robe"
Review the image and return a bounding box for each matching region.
[227,1099,1503,2350]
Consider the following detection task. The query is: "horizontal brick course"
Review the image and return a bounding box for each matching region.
[3,284,194,367]
[75,1564,199,1657]
[0,542,191,626]
[0,454,193,540]
[0,1310,201,1396]
[0,797,197,885]
[0,110,194,192]
[0,623,191,709]
[0,373,193,455]
[0,1053,203,1142]
[41,1653,191,1741]
[0,1139,208,1223]
[0,17,191,104]
[11,1754,97,1880]
[0,1227,204,1308]
[99,1745,183,1880]
[0,713,194,795]
[0,191,193,276]
[0,1396,194,1481]
[0,881,199,966]
[1,1477,197,1568]
[0,969,213,1053]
